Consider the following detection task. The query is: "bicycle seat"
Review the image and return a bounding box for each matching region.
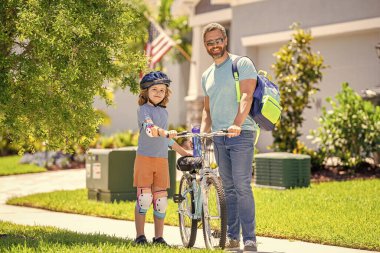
[176,156,203,172]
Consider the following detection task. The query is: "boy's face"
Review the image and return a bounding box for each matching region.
[148,84,167,105]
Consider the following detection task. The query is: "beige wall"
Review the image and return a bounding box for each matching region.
[94,60,190,135]
[97,0,380,150]
[188,0,380,152]
[250,29,380,151]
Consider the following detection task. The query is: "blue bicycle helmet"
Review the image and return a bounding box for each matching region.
[140,71,171,90]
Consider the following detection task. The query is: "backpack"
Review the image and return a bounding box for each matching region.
[232,56,282,131]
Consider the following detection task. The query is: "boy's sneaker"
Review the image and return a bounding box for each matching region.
[243,240,257,252]
[134,235,148,245]
[152,237,169,246]
[225,238,240,249]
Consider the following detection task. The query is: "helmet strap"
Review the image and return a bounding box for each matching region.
[148,98,166,108]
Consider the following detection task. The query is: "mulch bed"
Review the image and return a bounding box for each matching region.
[311,165,380,183]
[47,162,85,171]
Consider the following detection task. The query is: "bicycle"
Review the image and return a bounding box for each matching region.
[173,130,229,249]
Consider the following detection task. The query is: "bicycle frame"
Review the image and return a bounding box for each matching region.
[183,166,219,220]
[176,131,227,220]
[175,130,229,249]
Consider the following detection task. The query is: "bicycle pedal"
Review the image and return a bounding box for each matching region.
[173,194,185,203]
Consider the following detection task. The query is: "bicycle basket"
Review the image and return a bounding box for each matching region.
[176,156,203,171]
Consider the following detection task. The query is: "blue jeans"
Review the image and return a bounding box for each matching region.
[213,130,256,243]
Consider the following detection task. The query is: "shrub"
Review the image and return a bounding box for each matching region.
[293,141,324,171]
[310,83,380,168]
[271,23,327,152]
[89,130,139,149]
[0,134,18,156]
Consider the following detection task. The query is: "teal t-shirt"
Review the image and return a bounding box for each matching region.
[201,54,258,131]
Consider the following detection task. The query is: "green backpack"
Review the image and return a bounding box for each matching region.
[232,56,282,131]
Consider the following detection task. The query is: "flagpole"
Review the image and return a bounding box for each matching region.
[173,43,192,63]
[145,14,193,64]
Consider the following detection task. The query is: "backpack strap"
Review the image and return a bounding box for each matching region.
[232,56,257,102]
[232,56,243,103]
[232,56,260,145]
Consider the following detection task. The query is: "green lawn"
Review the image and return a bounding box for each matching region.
[0,221,220,253]
[7,179,380,251]
[0,155,46,176]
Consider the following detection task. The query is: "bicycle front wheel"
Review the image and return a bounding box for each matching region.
[178,175,198,247]
[202,175,227,249]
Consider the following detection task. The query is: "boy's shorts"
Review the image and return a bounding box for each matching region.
[133,154,170,189]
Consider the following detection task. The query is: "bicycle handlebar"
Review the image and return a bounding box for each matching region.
[173,130,229,139]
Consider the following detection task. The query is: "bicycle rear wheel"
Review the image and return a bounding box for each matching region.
[202,175,227,249]
[178,175,198,247]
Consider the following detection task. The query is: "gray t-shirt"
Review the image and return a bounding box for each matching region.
[137,103,170,158]
[201,54,258,131]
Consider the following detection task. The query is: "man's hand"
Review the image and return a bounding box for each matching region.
[227,124,241,137]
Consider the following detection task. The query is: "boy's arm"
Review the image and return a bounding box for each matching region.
[143,119,172,138]
[170,141,192,157]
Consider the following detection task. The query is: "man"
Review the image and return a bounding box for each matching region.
[200,22,258,252]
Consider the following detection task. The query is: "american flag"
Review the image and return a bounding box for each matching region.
[146,22,175,69]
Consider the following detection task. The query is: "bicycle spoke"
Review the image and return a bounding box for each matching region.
[202,175,227,249]
[178,175,198,247]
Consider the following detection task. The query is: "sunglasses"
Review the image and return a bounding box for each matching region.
[205,37,224,47]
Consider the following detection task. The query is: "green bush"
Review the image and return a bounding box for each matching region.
[0,131,45,156]
[0,134,18,156]
[310,83,380,168]
[1,124,187,156]
[89,130,139,149]
[271,23,327,152]
[293,141,324,171]
[88,124,188,149]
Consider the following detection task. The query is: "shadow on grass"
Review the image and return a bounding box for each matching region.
[0,229,130,249]
[0,222,179,252]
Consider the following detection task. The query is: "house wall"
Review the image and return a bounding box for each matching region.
[249,30,380,150]
[94,60,190,135]
[97,0,380,154]
[231,0,380,40]
[191,0,380,152]
[195,0,229,14]
[227,0,380,150]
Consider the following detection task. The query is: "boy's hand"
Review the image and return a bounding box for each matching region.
[165,130,177,138]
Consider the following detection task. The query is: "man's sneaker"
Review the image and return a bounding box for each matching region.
[152,237,169,246]
[134,235,148,245]
[243,240,257,252]
[225,238,240,249]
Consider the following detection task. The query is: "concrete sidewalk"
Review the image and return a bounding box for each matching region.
[0,169,377,253]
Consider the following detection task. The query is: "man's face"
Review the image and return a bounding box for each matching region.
[204,29,227,59]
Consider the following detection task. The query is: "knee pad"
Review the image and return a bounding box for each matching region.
[137,188,153,215]
[153,191,168,219]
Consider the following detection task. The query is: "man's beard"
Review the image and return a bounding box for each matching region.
[207,45,226,59]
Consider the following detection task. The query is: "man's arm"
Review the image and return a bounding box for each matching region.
[201,96,212,133]
[228,78,257,136]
